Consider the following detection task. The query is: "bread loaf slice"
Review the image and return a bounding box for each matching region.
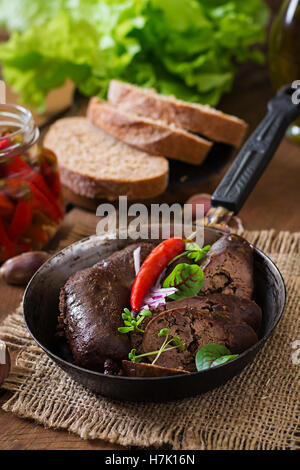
[108,80,248,148]
[43,117,169,201]
[87,97,212,165]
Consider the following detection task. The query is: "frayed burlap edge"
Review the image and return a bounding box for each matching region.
[0,230,299,450]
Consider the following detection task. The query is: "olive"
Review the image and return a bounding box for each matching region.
[0,251,49,286]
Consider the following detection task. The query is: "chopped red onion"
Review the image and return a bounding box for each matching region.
[143,286,177,309]
[133,246,141,276]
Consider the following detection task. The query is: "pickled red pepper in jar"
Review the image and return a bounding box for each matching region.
[0,104,64,262]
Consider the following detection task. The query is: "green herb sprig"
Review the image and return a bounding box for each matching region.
[168,243,211,266]
[118,307,152,334]
[128,328,185,364]
[185,242,211,262]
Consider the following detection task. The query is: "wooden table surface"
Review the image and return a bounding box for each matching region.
[0,56,300,450]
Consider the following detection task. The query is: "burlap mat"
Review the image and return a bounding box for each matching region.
[0,229,299,450]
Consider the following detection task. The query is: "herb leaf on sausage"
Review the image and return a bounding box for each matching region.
[163,263,204,300]
[195,344,239,371]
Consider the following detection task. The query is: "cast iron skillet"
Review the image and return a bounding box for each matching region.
[23,85,300,402]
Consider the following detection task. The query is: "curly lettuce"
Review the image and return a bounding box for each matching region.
[0,0,270,110]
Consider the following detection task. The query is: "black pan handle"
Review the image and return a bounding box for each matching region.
[211,84,300,214]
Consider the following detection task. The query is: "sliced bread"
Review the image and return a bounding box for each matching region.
[87,97,212,165]
[108,80,248,148]
[43,117,169,201]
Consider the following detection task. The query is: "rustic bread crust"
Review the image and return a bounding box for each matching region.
[87,97,212,165]
[44,117,169,201]
[108,80,248,147]
[58,164,168,201]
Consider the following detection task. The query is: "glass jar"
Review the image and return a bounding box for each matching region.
[269,0,300,143]
[0,104,64,262]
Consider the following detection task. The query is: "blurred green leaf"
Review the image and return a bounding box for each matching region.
[0,0,270,109]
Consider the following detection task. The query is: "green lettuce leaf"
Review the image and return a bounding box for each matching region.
[0,0,270,110]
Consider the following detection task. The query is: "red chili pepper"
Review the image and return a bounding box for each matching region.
[7,199,33,240]
[0,178,33,201]
[40,157,61,198]
[38,146,58,166]
[0,137,11,150]
[0,193,15,217]
[1,177,61,223]
[50,173,61,198]
[0,218,14,259]
[3,156,64,220]
[37,147,62,198]
[28,182,62,224]
[40,157,52,180]
[130,237,185,313]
